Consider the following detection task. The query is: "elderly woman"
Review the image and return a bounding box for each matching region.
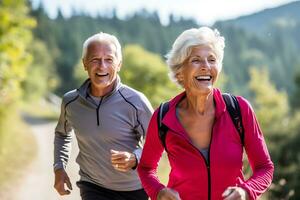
[137,27,274,200]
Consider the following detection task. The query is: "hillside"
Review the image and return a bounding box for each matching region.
[218,1,300,34]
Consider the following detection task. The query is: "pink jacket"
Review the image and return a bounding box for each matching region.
[138,88,274,200]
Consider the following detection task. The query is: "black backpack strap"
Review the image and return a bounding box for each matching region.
[157,101,170,151]
[222,93,245,146]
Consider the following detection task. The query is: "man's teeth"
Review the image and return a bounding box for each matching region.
[195,75,211,80]
[96,72,108,76]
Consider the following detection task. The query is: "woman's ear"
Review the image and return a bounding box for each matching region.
[176,71,184,82]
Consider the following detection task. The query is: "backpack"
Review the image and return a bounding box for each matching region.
[157,93,245,152]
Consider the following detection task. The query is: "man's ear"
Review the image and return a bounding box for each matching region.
[82,58,87,71]
[117,61,122,72]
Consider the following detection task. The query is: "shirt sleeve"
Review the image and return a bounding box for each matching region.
[53,97,73,171]
[237,97,274,200]
[137,110,166,200]
[134,94,154,163]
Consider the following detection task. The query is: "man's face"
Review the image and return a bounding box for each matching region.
[83,41,121,96]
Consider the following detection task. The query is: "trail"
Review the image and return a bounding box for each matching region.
[14,116,81,200]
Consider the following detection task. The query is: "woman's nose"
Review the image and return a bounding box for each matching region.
[200,59,210,69]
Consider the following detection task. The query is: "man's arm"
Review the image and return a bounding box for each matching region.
[134,94,153,164]
[111,93,153,172]
[53,97,73,195]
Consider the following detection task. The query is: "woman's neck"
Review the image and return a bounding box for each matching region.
[183,90,214,115]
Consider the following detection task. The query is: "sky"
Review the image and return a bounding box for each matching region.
[31,0,296,25]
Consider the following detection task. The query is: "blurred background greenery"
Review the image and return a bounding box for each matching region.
[1,0,300,199]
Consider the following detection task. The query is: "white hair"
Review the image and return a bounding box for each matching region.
[166,26,225,85]
[82,32,122,62]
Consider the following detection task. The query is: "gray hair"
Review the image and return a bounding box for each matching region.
[82,32,122,63]
[166,27,225,85]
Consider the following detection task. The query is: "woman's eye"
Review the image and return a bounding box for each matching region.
[209,58,216,63]
[191,59,200,63]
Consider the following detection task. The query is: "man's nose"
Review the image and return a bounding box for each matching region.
[97,59,107,68]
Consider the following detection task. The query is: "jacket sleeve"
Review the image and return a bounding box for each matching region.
[133,94,154,163]
[237,97,274,200]
[137,110,166,200]
[53,96,73,171]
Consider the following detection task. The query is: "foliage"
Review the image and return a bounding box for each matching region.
[247,67,300,199]
[291,70,300,110]
[120,44,181,107]
[269,112,300,200]
[0,0,35,123]
[248,67,289,134]
[21,39,58,101]
[73,59,87,88]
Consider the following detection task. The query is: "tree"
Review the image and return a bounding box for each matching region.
[0,0,35,123]
[21,39,58,101]
[248,67,289,134]
[73,59,87,88]
[120,44,181,107]
[248,67,295,199]
[291,70,300,110]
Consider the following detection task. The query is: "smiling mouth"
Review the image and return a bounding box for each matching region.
[195,75,212,81]
[96,72,109,77]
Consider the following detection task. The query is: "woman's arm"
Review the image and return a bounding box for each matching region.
[237,97,274,200]
[137,110,166,200]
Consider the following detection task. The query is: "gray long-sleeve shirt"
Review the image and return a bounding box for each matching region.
[54,77,153,191]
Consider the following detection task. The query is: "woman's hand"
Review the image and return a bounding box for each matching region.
[157,187,181,200]
[222,186,249,200]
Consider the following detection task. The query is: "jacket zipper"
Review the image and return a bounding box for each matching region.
[197,142,211,200]
[206,125,215,200]
[207,144,211,200]
[171,130,212,200]
[96,97,103,126]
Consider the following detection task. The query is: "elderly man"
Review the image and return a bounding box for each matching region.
[53,32,153,200]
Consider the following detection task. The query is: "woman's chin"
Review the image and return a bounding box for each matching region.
[189,87,212,96]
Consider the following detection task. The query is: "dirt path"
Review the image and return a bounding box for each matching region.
[14,116,81,200]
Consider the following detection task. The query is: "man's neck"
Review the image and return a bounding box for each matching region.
[90,79,117,97]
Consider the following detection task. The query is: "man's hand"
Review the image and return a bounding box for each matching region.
[110,149,137,172]
[54,168,72,195]
[157,187,181,200]
[222,186,249,200]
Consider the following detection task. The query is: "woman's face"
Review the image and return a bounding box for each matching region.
[177,45,220,95]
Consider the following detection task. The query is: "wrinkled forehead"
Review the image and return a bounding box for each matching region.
[86,41,117,57]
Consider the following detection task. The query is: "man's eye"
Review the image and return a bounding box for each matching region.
[91,59,98,63]
[106,58,113,63]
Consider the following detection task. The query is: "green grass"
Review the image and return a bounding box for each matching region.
[0,112,37,190]
[157,153,171,185]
